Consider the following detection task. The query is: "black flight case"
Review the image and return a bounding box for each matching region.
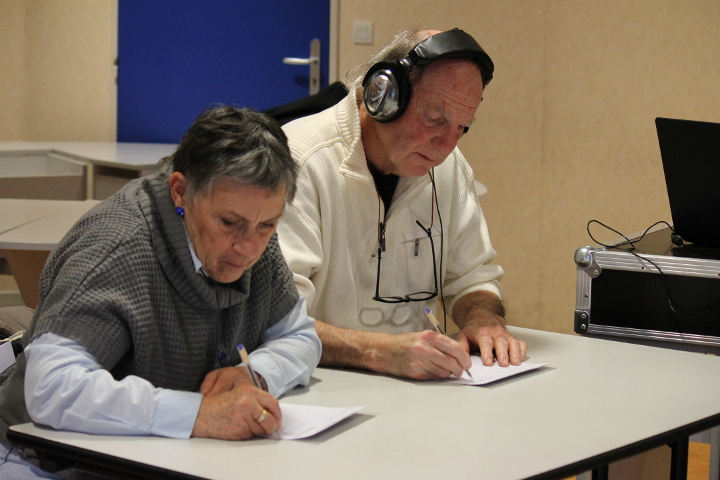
[574,226,720,354]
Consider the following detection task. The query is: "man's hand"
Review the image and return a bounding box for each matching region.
[315,320,471,380]
[192,383,281,440]
[456,315,527,366]
[452,291,528,367]
[377,330,473,380]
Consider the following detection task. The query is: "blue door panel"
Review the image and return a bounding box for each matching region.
[118,1,329,143]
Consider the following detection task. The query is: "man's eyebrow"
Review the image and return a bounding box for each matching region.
[439,106,476,127]
[419,105,475,131]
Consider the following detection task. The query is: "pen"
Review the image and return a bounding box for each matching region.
[424,308,473,379]
[237,343,262,389]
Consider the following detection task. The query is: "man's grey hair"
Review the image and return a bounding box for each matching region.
[343,30,427,101]
[157,106,297,203]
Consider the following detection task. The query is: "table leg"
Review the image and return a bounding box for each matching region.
[592,465,608,480]
[670,437,689,480]
[711,426,720,480]
[2,249,50,309]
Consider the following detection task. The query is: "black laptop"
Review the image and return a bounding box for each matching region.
[656,117,720,248]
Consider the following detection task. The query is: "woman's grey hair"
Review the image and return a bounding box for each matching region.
[343,29,426,101]
[158,106,297,203]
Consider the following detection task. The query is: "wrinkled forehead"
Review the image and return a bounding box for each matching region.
[412,59,484,118]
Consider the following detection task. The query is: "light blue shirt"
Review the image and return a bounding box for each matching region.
[0,297,318,478]
[22,296,318,438]
[0,220,320,478]
[184,225,209,277]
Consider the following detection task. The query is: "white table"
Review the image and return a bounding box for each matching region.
[0,142,176,173]
[0,198,93,236]
[9,327,720,480]
[0,199,100,307]
[0,200,100,250]
[0,142,176,200]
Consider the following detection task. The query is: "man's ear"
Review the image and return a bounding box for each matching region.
[168,172,188,207]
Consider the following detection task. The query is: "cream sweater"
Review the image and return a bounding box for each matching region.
[277,92,503,334]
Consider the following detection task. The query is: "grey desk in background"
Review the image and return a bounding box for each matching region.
[0,199,100,308]
[0,142,175,306]
[0,142,176,200]
[10,327,720,480]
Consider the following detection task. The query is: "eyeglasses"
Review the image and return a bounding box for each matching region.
[373,219,438,304]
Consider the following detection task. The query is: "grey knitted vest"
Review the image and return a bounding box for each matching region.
[0,173,298,442]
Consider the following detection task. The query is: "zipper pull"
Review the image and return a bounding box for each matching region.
[414,238,419,256]
[380,222,386,252]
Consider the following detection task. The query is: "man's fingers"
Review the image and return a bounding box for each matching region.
[477,335,496,366]
[428,333,472,375]
[420,360,455,379]
[493,335,510,367]
[509,338,529,365]
[465,321,527,368]
[454,331,471,354]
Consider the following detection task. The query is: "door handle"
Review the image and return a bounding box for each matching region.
[282,58,315,65]
[283,38,321,95]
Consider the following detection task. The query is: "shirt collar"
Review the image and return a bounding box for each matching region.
[182,223,209,277]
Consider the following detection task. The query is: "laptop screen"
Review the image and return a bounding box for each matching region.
[656,117,720,249]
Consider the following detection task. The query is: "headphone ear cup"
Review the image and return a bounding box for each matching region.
[362,62,411,122]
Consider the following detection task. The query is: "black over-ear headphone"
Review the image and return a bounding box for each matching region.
[361,28,494,123]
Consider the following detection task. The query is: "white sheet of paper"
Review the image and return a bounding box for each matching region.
[447,357,547,385]
[270,404,366,440]
[0,341,15,374]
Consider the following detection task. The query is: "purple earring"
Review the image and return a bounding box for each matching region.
[175,206,185,217]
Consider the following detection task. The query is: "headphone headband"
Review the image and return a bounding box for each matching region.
[362,28,493,123]
[403,29,494,85]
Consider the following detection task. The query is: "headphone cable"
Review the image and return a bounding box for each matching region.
[429,169,448,331]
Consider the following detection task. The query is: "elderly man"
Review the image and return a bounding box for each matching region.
[277,28,527,380]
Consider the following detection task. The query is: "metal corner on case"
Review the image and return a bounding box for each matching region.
[574,246,602,278]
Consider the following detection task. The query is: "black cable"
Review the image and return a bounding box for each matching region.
[429,169,448,331]
[586,219,674,250]
[588,219,720,256]
[586,220,720,319]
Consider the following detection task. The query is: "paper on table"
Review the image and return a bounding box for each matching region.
[445,357,547,386]
[269,404,366,440]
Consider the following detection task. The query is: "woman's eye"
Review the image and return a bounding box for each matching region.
[221,218,236,227]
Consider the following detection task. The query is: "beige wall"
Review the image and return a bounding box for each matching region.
[0,0,117,142]
[0,0,27,140]
[0,0,117,296]
[338,0,720,334]
[3,1,720,334]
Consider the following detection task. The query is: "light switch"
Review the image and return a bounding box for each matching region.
[353,20,373,45]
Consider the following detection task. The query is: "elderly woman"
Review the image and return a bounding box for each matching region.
[0,107,321,478]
